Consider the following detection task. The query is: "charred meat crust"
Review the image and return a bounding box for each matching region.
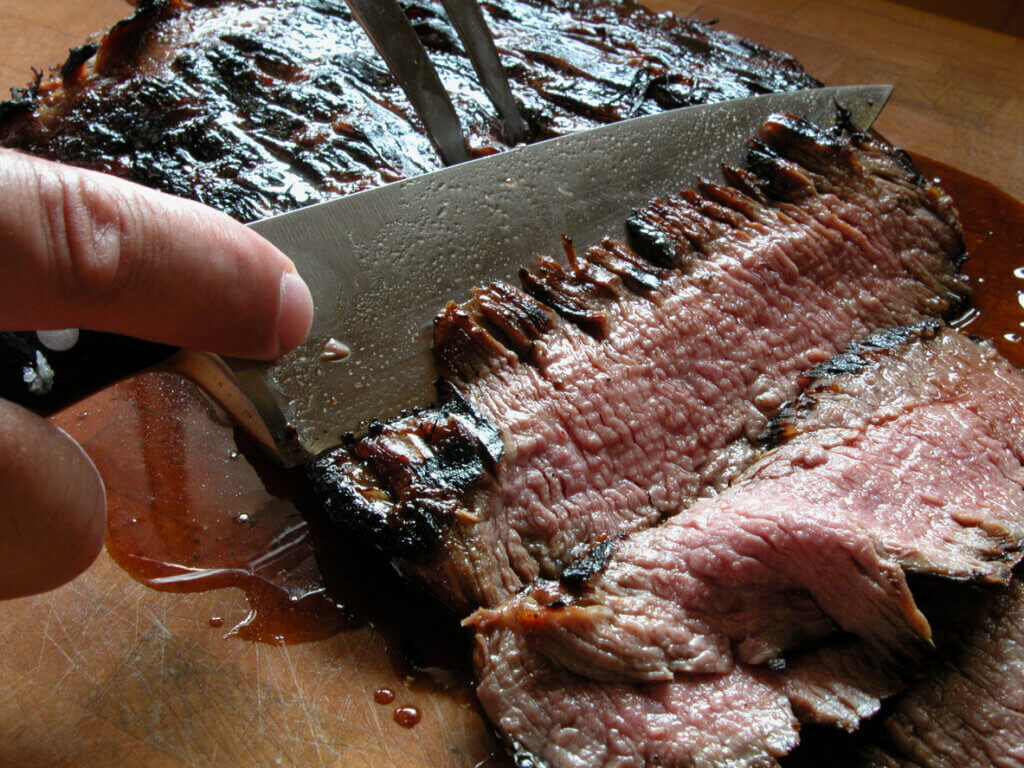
[309,384,502,561]
[0,0,821,222]
[559,537,620,590]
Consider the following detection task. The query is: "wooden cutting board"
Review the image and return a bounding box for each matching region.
[1,2,1022,767]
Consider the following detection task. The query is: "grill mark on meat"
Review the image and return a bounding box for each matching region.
[312,116,967,615]
[0,0,821,222]
[309,383,503,560]
[469,326,1024,768]
[560,537,620,590]
[518,251,618,338]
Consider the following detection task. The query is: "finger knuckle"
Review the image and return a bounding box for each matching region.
[39,169,130,303]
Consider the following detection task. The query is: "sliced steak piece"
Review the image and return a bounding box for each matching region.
[768,641,911,732]
[860,577,1024,768]
[469,492,930,681]
[468,325,1024,768]
[312,117,967,614]
[475,624,801,768]
[0,0,819,222]
[754,324,1024,584]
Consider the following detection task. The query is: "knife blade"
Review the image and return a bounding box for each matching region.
[233,84,893,466]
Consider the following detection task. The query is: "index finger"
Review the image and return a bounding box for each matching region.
[0,149,313,359]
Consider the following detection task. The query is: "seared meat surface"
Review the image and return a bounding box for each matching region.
[0,0,819,221]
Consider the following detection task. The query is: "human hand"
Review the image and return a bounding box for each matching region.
[0,148,314,599]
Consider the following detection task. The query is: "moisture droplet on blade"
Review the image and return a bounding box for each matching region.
[321,337,352,362]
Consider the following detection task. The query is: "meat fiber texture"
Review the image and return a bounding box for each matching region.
[0,0,819,222]
[311,115,968,616]
[470,324,1024,768]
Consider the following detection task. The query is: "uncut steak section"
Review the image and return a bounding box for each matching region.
[311,115,968,615]
[0,0,819,222]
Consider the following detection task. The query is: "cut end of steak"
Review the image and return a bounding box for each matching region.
[470,325,1024,767]
[310,383,503,560]
[312,115,968,616]
[0,0,821,222]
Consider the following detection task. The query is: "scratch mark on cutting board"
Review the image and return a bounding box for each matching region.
[255,642,265,733]
[280,644,328,768]
[49,609,98,687]
[35,600,55,672]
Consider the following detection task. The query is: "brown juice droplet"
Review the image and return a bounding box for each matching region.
[209,616,224,628]
[320,337,352,361]
[394,706,421,727]
[374,688,396,704]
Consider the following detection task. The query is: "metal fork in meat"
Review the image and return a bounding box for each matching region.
[438,0,527,144]
[343,0,525,166]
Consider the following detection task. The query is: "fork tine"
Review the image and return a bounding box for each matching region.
[344,0,470,166]
[438,0,528,144]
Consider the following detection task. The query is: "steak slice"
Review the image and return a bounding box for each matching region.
[859,577,1024,768]
[312,116,967,615]
[756,324,1024,584]
[768,641,911,732]
[476,624,801,768]
[469,325,1024,768]
[0,0,819,222]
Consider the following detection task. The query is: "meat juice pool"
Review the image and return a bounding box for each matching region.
[54,370,476,706]
[913,155,1024,365]
[51,154,1024,694]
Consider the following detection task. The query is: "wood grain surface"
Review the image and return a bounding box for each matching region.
[1,2,1022,768]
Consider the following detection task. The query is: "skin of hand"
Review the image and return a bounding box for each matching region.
[0,148,314,600]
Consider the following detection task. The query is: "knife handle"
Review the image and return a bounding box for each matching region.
[0,329,175,416]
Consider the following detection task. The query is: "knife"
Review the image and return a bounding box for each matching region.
[1,85,892,466]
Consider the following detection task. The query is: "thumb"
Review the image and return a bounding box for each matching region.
[0,398,106,599]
